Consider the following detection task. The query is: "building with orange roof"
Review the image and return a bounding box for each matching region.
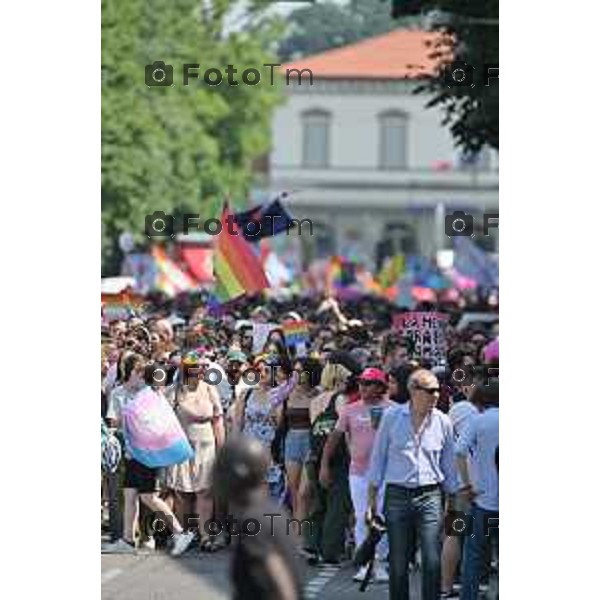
[262,29,498,268]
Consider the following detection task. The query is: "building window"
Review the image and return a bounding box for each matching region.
[302,110,330,168]
[379,111,408,170]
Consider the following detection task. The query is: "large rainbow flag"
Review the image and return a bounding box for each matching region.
[213,204,270,301]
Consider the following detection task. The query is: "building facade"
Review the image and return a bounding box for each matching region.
[265,30,498,270]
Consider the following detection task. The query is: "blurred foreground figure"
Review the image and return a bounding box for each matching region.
[213,436,305,600]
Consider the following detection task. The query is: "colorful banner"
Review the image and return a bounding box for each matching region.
[101,290,145,322]
[393,311,449,367]
[152,246,197,297]
[179,245,214,284]
[122,388,194,468]
[102,304,133,322]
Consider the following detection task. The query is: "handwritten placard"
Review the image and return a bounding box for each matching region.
[393,312,449,367]
[252,322,277,354]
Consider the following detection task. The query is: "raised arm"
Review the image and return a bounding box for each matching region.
[270,370,299,408]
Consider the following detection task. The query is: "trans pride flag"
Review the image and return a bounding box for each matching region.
[122,388,193,468]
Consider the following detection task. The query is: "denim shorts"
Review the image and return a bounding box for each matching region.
[284,429,311,464]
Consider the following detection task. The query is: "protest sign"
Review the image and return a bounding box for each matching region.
[393,311,449,367]
[253,322,277,354]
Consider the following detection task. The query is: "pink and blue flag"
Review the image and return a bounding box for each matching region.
[122,387,193,468]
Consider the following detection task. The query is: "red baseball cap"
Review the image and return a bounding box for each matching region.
[358,367,388,385]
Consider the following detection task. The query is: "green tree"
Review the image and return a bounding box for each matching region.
[102,0,284,273]
[391,0,499,153]
[278,0,418,62]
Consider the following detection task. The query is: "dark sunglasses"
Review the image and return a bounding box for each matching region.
[359,380,381,387]
[415,385,441,395]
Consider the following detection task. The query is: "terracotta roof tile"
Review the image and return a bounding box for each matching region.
[281,29,451,80]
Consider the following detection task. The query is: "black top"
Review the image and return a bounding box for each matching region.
[231,497,305,600]
[309,392,349,475]
[286,406,311,430]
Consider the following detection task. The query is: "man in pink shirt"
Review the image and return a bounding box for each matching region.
[319,367,394,583]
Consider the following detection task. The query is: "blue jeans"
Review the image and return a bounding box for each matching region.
[384,484,443,600]
[460,505,499,600]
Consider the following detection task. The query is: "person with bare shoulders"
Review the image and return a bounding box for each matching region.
[165,351,225,552]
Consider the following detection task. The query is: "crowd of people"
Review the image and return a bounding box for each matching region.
[101,289,499,600]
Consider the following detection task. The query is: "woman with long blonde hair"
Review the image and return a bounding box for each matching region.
[301,361,353,564]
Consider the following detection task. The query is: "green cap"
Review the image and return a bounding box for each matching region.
[226,349,247,363]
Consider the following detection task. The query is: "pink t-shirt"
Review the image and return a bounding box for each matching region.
[335,399,394,476]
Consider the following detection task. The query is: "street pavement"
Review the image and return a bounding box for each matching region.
[101,546,414,600]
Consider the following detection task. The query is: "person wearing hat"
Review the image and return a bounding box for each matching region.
[213,436,304,600]
[220,349,252,420]
[319,367,394,583]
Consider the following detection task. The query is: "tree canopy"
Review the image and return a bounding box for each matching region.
[102,0,284,272]
[278,0,417,62]
[392,0,499,153]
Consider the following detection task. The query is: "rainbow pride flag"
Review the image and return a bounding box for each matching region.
[356,269,397,300]
[152,246,197,297]
[282,320,310,347]
[326,256,357,295]
[213,204,270,301]
[101,291,146,322]
[122,388,194,468]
